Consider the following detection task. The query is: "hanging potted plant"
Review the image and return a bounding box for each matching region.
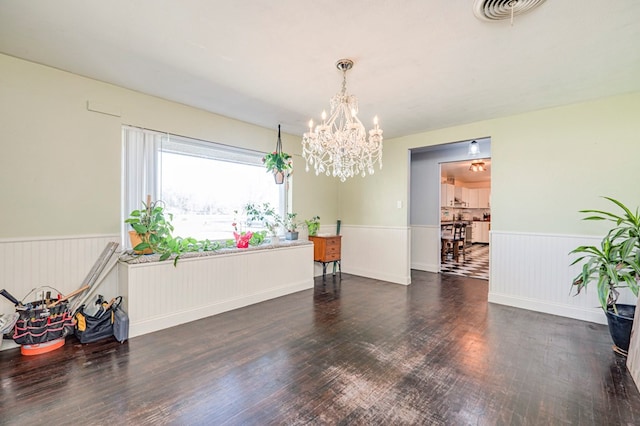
[570,197,640,356]
[263,124,292,184]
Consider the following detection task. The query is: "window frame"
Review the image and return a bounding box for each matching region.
[122,125,287,248]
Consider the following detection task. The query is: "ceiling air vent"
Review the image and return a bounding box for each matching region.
[473,0,547,22]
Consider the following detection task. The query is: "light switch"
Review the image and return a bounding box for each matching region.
[397,200,402,209]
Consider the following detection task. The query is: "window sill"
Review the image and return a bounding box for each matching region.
[119,239,312,265]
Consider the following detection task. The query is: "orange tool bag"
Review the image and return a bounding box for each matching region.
[74,295,122,344]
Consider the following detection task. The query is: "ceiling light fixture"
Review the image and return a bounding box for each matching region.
[302,59,383,182]
[468,140,481,156]
[469,160,487,172]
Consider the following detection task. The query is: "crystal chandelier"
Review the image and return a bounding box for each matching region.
[302,59,383,182]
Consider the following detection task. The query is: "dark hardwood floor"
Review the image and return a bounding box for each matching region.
[1,271,639,425]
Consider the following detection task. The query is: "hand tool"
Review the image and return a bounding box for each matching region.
[0,289,22,306]
[47,285,90,308]
[98,298,117,317]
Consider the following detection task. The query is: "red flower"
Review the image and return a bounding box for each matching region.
[234,231,253,248]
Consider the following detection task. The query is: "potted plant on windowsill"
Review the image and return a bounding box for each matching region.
[570,197,640,356]
[125,196,237,265]
[125,197,199,265]
[284,213,300,240]
[244,202,283,244]
[125,196,175,256]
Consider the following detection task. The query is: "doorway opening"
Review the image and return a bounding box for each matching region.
[408,136,491,281]
[440,158,491,280]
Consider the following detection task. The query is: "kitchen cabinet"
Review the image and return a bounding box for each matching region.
[455,186,469,207]
[468,189,479,208]
[441,183,455,207]
[478,188,491,208]
[442,184,490,210]
[472,221,490,244]
[481,222,490,243]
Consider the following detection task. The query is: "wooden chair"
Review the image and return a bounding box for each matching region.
[441,223,466,262]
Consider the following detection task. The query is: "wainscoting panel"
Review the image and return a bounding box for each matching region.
[0,235,120,315]
[627,292,640,393]
[410,225,440,273]
[0,234,120,351]
[119,244,314,338]
[339,225,411,285]
[489,231,636,325]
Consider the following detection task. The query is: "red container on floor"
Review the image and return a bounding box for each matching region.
[21,337,65,356]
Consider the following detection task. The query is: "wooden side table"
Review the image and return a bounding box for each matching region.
[308,235,342,279]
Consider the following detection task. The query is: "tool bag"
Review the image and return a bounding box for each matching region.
[74,295,122,344]
[12,287,76,345]
[113,303,129,343]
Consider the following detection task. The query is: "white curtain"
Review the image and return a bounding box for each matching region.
[121,126,165,248]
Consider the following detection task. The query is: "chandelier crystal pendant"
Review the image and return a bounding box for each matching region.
[302,59,383,182]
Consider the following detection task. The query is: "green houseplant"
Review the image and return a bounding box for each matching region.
[284,212,300,240]
[244,202,283,240]
[262,125,292,184]
[305,215,321,237]
[263,151,292,175]
[570,197,640,355]
[125,198,226,265]
[125,199,175,256]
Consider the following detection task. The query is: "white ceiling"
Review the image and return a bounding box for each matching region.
[1,1,639,140]
[442,158,491,185]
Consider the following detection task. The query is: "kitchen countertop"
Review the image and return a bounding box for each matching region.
[441,220,490,225]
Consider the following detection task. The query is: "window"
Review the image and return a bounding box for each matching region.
[122,126,284,247]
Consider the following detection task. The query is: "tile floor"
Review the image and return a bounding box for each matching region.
[441,243,489,280]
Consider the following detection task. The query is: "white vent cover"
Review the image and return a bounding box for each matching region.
[473,0,547,22]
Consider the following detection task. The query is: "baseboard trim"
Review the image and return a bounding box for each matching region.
[0,340,20,352]
[488,292,606,325]
[411,262,439,273]
[344,267,411,286]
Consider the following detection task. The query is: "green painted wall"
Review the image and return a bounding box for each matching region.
[339,92,640,236]
[4,52,638,240]
[0,54,338,238]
